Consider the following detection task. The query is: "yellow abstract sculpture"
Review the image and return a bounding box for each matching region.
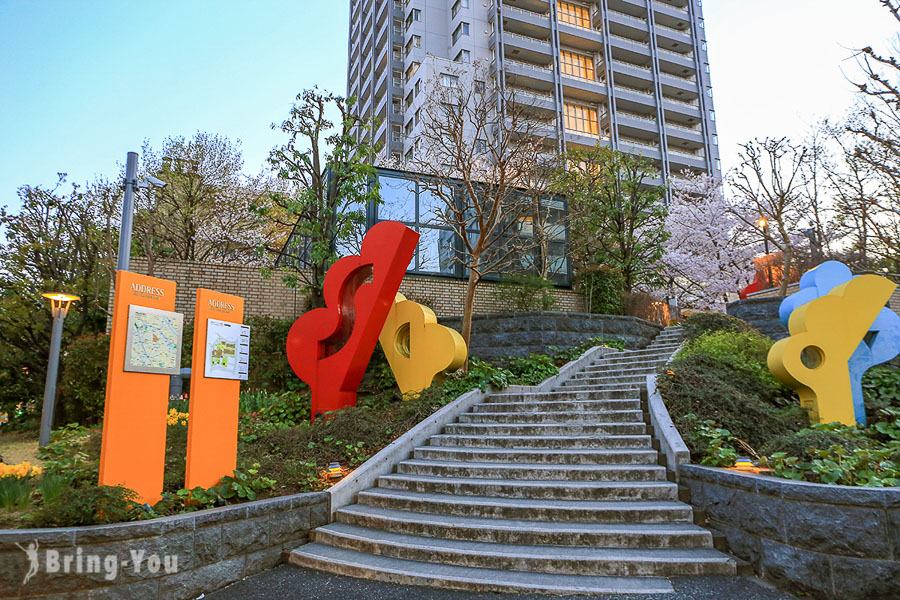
[379,293,467,398]
[768,275,896,425]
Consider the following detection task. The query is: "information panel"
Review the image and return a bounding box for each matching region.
[204,318,250,380]
[123,305,184,375]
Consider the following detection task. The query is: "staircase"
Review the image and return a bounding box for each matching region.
[290,325,737,595]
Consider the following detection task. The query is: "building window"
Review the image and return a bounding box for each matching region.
[393,69,403,87]
[474,80,486,94]
[712,134,718,145]
[393,18,403,36]
[452,0,469,18]
[405,8,421,28]
[377,175,416,221]
[414,80,421,96]
[557,1,591,30]
[560,49,594,81]
[709,109,716,121]
[564,103,599,136]
[455,49,471,63]
[440,73,460,88]
[452,22,470,45]
[405,35,421,55]
[406,61,420,81]
[475,139,487,154]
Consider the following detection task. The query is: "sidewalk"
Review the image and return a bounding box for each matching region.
[205,564,798,600]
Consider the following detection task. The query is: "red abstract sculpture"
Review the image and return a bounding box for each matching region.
[286,221,419,419]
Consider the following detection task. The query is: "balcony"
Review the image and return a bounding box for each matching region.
[656,46,695,71]
[502,57,555,91]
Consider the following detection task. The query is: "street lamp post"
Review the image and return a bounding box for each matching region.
[39,293,80,447]
[116,151,166,273]
[758,217,773,288]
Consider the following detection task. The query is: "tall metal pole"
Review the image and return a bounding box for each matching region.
[39,305,66,447]
[117,151,139,272]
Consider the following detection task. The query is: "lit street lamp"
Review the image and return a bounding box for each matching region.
[39,292,79,447]
[758,217,773,288]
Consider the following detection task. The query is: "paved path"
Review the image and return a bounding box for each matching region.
[205,564,798,600]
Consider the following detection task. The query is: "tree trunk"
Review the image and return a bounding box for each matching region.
[780,245,793,297]
[460,270,479,369]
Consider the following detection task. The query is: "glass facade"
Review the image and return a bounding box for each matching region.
[371,169,571,285]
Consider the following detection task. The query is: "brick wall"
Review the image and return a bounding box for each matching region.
[117,258,585,323]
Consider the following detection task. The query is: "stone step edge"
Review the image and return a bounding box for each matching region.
[289,544,676,595]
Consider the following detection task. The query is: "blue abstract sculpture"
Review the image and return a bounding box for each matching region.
[777,261,900,425]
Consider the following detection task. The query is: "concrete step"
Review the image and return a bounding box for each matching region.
[412,446,659,465]
[427,433,652,449]
[557,382,645,391]
[376,474,677,501]
[473,399,641,413]
[443,422,648,436]
[484,390,641,402]
[395,459,667,481]
[595,356,670,366]
[310,524,735,577]
[289,543,677,595]
[331,505,713,547]
[555,384,647,393]
[355,490,694,523]
[458,410,644,424]
[576,365,663,377]
[568,374,648,384]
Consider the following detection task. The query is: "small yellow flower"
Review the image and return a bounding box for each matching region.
[166,408,189,426]
[0,461,41,479]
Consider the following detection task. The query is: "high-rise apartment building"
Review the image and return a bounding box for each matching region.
[347,0,720,183]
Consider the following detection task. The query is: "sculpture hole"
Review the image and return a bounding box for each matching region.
[395,323,411,358]
[800,346,824,370]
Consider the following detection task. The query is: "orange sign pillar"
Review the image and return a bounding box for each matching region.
[99,271,177,504]
[184,289,245,490]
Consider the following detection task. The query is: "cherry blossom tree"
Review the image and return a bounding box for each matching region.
[662,172,757,310]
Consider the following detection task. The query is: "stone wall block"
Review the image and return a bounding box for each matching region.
[829,555,900,600]
[782,502,889,559]
[760,539,834,597]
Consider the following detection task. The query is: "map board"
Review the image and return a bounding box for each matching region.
[123,305,184,375]
[204,319,250,380]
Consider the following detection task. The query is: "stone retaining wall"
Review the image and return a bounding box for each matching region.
[439,312,662,359]
[0,491,329,600]
[725,297,789,340]
[679,464,899,600]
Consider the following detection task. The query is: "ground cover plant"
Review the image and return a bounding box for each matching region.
[659,313,900,486]
[0,337,624,528]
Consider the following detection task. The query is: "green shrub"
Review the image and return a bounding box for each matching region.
[760,426,866,460]
[575,266,625,315]
[497,273,557,312]
[862,366,900,422]
[0,476,32,510]
[680,312,752,341]
[503,354,559,386]
[29,485,142,527]
[37,474,71,506]
[658,353,807,459]
[57,335,110,425]
[678,330,782,389]
[550,337,626,365]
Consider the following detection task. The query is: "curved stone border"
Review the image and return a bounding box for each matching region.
[0,491,328,600]
[679,464,900,600]
[645,373,690,479]
[328,344,619,514]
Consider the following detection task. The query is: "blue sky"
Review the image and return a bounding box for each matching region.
[0,0,897,209]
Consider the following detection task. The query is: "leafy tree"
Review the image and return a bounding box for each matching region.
[552,145,668,293]
[0,176,118,426]
[402,63,556,348]
[257,88,380,309]
[136,132,276,270]
[662,172,756,310]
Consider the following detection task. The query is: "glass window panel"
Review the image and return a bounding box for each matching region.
[377,175,415,221]
[557,1,591,29]
[419,185,452,224]
[417,227,457,274]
